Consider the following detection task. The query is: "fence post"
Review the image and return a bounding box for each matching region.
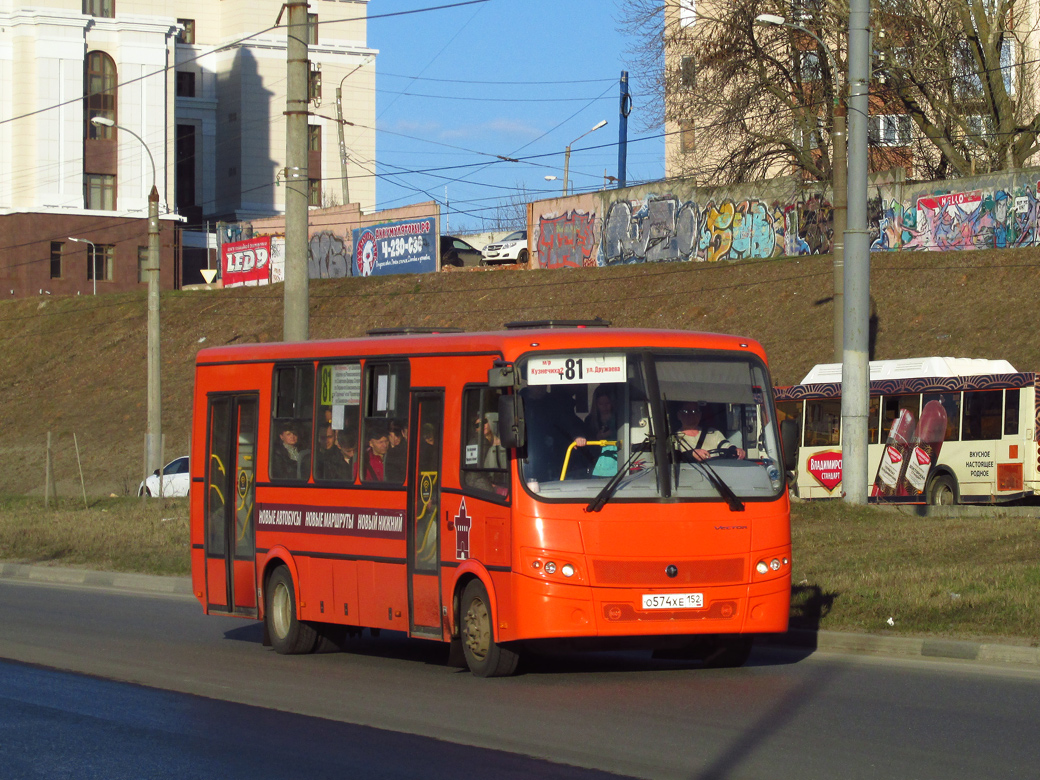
[74,433,88,510]
[44,432,52,507]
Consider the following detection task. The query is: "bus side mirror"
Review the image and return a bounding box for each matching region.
[498,393,525,449]
[780,419,799,473]
[488,362,514,388]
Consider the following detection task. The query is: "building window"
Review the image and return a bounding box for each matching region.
[796,50,822,82]
[87,244,114,282]
[308,125,321,153]
[176,71,196,97]
[679,0,695,27]
[308,178,322,207]
[177,19,195,44]
[680,119,695,153]
[85,173,116,210]
[869,114,912,146]
[84,0,114,17]
[309,63,322,101]
[138,246,147,283]
[680,56,696,90]
[86,51,117,138]
[50,241,63,279]
[307,13,318,45]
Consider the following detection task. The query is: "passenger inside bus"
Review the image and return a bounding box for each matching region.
[385,421,408,483]
[270,421,311,480]
[580,385,620,477]
[363,422,390,482]
[673,401,746,461]
[521,385,587,481]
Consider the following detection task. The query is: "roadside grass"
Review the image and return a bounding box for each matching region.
[791,501,1040,644]
[0,495,189,576]
[0,494,1037,644]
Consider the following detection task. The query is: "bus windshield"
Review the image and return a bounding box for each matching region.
[518,351,784,502]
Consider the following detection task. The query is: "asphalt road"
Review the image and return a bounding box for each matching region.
[1,577,1038,780]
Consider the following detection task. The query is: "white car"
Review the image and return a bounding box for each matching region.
[482,230,528,265]
[138,456,190,497]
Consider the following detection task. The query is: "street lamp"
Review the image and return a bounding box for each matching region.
[67,236,97,295]
[562,120,608,196]
[755,13,846,363]
[90,115,162,476]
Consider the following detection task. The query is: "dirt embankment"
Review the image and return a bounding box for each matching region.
[3,248,1037,496]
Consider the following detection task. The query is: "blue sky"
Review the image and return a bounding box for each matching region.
[366,0,664,232]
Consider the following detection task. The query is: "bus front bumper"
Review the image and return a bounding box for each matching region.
[506,572,791,642]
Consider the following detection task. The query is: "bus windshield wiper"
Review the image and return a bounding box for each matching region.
[673,437,745,512]
[585,441,653,513]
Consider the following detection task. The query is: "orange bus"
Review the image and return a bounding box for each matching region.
[190,322,791,676]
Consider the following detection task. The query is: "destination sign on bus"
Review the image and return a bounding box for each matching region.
[528,354,626,385]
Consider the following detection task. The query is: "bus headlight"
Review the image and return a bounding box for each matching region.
[561,564,575,578]
[756,561,769,574]
[544,561,557,574]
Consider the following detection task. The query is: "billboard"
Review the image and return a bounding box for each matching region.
[351,218,436,277]
[222,236,272,287]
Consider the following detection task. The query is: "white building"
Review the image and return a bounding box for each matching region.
[0,0,376,295]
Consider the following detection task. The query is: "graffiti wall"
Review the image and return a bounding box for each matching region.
[869,178,1040,252]
[534,188,836,268]
[532,166,1040,268]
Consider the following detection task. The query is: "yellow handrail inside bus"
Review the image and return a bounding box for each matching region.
[560,440,618,481]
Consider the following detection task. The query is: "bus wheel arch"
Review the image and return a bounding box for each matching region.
[456,576,519,677]
[925,470,959,506]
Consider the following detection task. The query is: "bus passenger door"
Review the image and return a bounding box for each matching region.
[407,391,444,639]
[204,395,259,616]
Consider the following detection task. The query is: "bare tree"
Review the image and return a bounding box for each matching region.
[618,0,1040,183]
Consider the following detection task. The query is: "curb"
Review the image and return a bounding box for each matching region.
[1,563,1036,668]
[0,562,193,596]
[761,628,1040,667]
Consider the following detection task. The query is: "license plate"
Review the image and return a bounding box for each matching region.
[642,592,704,610]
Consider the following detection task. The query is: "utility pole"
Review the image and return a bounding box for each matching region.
[842,0,872,504]
[336,83,350,206]
[283,0,310,342]
[617,71,631,189]
[147,184,162,474]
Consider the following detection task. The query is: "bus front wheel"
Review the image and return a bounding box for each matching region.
[265,566,319,655]
[460,579,519,677]
[926,474,957,506]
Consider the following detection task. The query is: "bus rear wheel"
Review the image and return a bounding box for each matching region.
[266,566,319,655]
[460,579,519,677]
[926,474,957,506]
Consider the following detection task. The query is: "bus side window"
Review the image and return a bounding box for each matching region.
[461,386,509,499]
[868,397,880,444]
[922,392,961,442]
[315,362,361,483]
[774,401,803,446]
[269,364,314,482]
[963,390,1002,441]
[361,362,410,485]
[1004,388,1020,436]
[804,399,840,446]
[881,395,920,441]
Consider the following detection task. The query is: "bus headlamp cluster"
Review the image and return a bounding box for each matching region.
[527,552,581,581]
[756,556,789,575]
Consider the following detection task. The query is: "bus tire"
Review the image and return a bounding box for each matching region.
[265,566,319,655]
[926,474,957,506]
[701,636,754,669]
[460,579,520,677]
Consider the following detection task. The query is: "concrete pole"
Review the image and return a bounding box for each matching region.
[336,85,349,206]
[832,109,847,363]
[842,0,872,504]
[283,0,310,343]
[147,184,162,475]
[562,145,571,197]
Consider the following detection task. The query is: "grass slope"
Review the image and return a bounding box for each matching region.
[2,248,1039,496]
